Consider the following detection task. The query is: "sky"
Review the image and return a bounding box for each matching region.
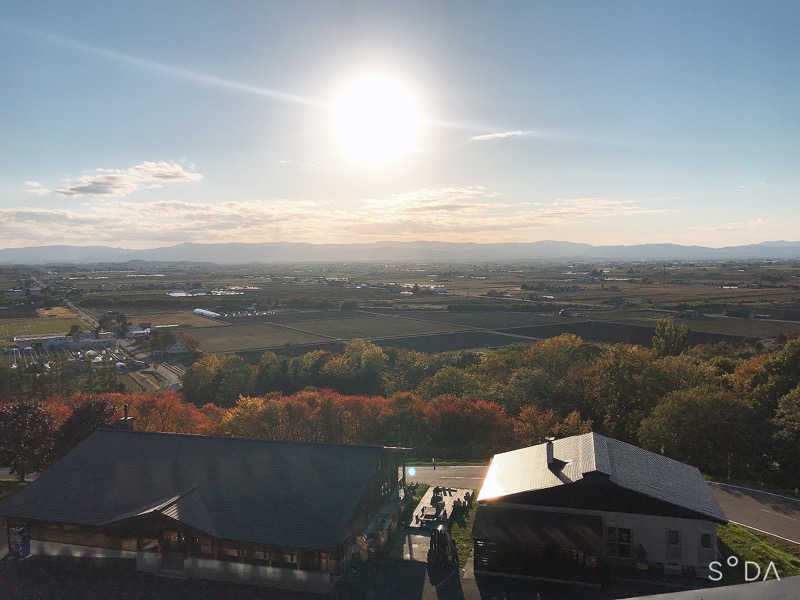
[1,1,799,249]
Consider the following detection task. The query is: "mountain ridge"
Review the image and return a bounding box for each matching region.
[1,240,799,264]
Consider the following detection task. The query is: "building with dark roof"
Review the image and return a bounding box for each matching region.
[0,428,408,593]
[473,433,726,584]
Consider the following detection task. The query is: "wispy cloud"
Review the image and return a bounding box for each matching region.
[24,181,51,196]
[56,161,203,197]
[470,130,532,142]
[0,186,665,248]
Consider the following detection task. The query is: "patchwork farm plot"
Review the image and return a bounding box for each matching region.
[187,313,472,353]
[0,316,84,348]
[126,311,225,328]
[189,323,328,353]
[287,314,468,339]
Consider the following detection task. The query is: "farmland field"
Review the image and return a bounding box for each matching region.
[388,310,559,330]
[127,311,225,328]
[375,330,526,353]
[36,307,80,319]
[190,323,328,353]
[0,317,84,348]
[499,321,746,347]
[289,314,468,339]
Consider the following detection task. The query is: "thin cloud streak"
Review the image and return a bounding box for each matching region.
[4,21,563,136]
[471,130,531,141]
[4,20,326,108]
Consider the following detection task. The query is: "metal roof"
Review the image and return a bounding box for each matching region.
[0,429,393,550]
[478,432,726,523]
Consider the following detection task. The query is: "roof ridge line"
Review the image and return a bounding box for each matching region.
[95,427,394,450]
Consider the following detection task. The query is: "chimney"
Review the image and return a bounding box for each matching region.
[545,437,555,467]
[116,403,135,431]
[545,437,566,473]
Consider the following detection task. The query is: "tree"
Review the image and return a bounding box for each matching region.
[178,332,199,352]
[417,367,476,400]
[652,319,689,357]
[0,402,55,481]
[773,385,800,484]
[638,385,753,475]
[53,397,117,460]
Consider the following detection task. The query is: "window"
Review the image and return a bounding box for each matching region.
[701,533,711,549]
[252,547,269,563]
[220,542,240,560]
[606,527,632,558]
[198,538,214,557]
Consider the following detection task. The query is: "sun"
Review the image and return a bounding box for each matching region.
[331,73,421,164]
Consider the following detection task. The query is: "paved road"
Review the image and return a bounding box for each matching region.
[407,467,800,547]
[709,482,800,545]
[407,465,488,492]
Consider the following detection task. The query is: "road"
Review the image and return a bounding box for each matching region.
[709,482,800,545]
[407,467,800,547]
[407,465,488,491]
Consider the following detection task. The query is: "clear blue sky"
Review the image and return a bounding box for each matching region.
[2,1,798,248]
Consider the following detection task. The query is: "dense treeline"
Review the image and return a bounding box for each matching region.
[3,319,800,486]
[0,390,587,478]
[179,321,800,484]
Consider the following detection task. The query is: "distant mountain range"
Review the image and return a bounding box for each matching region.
[1,241,800,264]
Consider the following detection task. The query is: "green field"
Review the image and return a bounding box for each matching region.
[128,311,225,328]
[191,323,328,353]
[291,314,467,339]
[0,317,84,347]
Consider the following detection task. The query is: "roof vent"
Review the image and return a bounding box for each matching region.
[545,437,567,473]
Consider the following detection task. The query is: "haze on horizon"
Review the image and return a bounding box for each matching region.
[1,1,798,251]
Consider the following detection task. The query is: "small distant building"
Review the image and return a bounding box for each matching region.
[193,308,222,319]
[13,332,116,351]
[127,329,151,340]
[474,433,726,584]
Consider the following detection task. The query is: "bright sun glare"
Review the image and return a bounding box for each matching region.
[332,73,421,164]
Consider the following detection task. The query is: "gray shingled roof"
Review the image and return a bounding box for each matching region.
[0,429,389,549]
[477,432,726,522]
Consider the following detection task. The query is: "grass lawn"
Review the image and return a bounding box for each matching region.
[450,491,478,568]
[190,323,327,352]
[717,523,800,583]
[129,311,225,328]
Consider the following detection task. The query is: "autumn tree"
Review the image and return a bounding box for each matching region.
[638,385,753,475]
[652,319,689,357]
[0,402,55,481]
[773,385,800,483]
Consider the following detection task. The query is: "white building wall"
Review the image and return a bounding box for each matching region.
[494,502,719,572]
[185,557,334,593]
[27,540,333,592]
[30,539,137,560]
